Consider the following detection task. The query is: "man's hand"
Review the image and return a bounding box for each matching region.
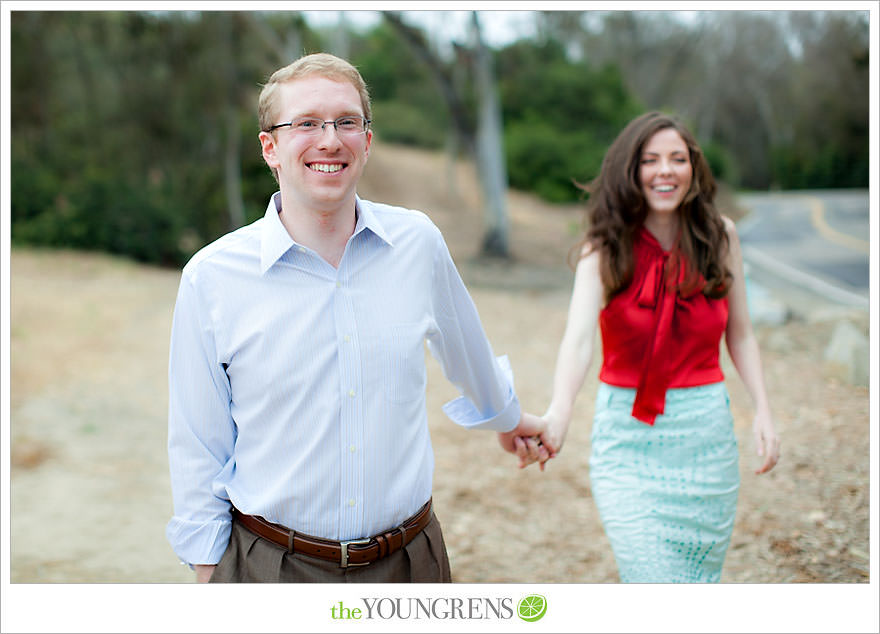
[498,412,557,469]
[194,564,216,583]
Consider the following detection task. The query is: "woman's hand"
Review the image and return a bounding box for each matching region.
[753,410,780,474]
[531,411,569,471]
[498,412,554,469]
[498,411,569,471]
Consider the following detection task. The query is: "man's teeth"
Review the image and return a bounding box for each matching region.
[309,163,343,173]
[654,185,675,192]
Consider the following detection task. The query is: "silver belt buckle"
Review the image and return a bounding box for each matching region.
[339,538,372,568]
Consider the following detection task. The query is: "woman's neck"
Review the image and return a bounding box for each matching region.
[642,213,680,251]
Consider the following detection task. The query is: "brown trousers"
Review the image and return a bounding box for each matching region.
[209,512,452,583]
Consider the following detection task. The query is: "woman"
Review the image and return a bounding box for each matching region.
[519,111,780,583]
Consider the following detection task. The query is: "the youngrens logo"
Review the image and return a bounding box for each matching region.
[329,594,547,622]
[517,594,547,622]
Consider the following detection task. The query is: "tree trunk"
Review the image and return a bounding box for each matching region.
[383,10,511,258]
[224,105,245,229]
[221,13,245,229]
[470,12,510,258]
[331,12,350,59]
[383,12,473,149]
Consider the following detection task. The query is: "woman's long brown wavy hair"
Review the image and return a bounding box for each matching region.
[571,111,732,303]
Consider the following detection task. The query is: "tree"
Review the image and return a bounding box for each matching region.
[561,10,868,190]
[469,12,510,257]
[383,10,512,258]
[495,37,643,202]
[10,11,308,265]
[772,11,869,188]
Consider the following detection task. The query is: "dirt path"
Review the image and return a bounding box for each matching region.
[9,144,870,584]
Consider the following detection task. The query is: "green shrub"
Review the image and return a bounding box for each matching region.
[371,101,447,149]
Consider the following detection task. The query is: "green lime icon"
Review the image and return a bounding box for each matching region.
[517,594,547,622]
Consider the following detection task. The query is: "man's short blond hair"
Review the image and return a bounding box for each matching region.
[258,52,372,133]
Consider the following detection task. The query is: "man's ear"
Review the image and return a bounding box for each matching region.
[259,131,281,170]
[363,129,372,161]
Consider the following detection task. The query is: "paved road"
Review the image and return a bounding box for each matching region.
[735,190,870,311]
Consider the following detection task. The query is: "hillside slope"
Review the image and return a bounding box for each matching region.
[9,144,870,586]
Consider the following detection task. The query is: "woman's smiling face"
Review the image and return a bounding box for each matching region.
[639,127,693,217]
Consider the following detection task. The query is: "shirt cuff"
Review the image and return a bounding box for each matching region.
[166,516,232,566]
[441,355,521,432]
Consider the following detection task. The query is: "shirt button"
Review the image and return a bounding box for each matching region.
[336,281,342,288]
[298,247,306,253]
[349,445,356,453]
[348,499,356,507]
[348,389,355,398]
[344,335,351,343]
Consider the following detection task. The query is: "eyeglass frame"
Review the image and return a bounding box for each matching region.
[263,115,372,135]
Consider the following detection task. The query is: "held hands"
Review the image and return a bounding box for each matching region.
[497,412,562,471]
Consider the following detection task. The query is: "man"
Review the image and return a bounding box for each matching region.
[166,53,547,583]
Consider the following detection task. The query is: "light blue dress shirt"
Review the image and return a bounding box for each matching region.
[166,193,520,565]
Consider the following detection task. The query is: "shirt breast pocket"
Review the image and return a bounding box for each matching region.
[383,323,427,404]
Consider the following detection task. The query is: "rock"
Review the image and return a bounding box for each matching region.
[765,329,795,353]
[807,510,827,523]
[746,277,790,326]
[807,306,869,327]
[823,320,869,387]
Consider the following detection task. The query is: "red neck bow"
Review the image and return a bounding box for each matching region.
[631,227,706,424]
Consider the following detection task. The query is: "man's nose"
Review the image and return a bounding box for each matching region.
[316,123,343,146]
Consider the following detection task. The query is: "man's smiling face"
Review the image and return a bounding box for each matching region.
[259,75,372,214]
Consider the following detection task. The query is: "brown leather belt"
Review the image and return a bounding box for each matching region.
[231,498,433,568]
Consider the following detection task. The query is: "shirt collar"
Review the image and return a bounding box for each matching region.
[260,193,394,274]
[260,192,295,274]
[353,196,393,248]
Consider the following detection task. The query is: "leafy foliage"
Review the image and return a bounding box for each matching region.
[495,40,643,201]
[11,11,277,266]
[9,11,870,266]
[349,23,451,149]
[554,10,869,190]
[768,13,869,189]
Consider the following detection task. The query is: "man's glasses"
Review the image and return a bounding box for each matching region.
[264,115,371,136]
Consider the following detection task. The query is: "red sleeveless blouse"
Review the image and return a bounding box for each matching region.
[598,226,728,424]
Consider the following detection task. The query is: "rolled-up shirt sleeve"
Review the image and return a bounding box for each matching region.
[426,230,521,432]
[165,266,236,565]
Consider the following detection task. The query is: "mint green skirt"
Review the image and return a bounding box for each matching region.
[589,382,740,583]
